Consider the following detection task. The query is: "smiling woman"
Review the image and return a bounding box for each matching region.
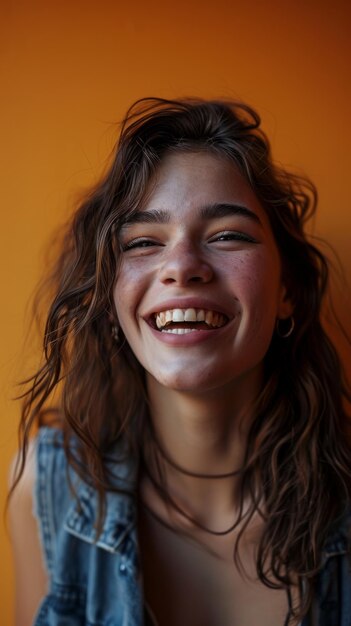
[9,98,351,626]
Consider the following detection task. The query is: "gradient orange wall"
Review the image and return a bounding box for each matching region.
[1,0,350,622]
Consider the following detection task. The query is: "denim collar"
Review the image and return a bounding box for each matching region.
[64,481,137,553]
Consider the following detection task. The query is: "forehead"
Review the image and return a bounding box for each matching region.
[141,150,270,227]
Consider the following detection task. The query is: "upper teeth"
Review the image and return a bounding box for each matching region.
[155,308,226,329]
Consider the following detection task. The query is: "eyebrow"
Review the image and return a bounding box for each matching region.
[201,203,261,224]
[122,203,261,227]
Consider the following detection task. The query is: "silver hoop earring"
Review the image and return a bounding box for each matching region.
[111,324,119,342]
[276,316,294,338]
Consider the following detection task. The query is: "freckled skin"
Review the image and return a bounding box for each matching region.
[114,152,292,398]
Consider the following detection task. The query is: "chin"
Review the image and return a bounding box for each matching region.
[150,368,228,394]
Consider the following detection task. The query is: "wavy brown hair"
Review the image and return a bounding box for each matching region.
[14,98,351,620]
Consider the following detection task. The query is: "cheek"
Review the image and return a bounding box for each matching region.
[113,263,152,334]
[113,270,136,326]
[225,251,281,300]
[227,252,282,335]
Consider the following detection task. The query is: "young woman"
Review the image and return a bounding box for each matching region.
[10,98,351,626]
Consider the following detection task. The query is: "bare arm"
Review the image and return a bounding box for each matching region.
[8,441,48,626]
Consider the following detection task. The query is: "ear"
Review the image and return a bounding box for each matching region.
[277,284,294,320]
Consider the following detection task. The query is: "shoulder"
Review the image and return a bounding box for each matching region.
[10,427,73,566]
[8,437,49,626]
[8,436,37,526]
[10,428,142,625]
[8,427,68,547]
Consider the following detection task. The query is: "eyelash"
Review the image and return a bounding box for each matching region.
[209,231,258,244]
[121,231,258,251]
[121,237,159,251]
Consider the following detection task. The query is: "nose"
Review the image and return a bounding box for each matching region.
[159,240,213,285]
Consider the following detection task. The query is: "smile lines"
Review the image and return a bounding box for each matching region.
[154,308,227,333]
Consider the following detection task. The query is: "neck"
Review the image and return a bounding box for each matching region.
[142,370,262,530]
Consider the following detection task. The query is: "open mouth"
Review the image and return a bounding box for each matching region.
[151,308,229,334]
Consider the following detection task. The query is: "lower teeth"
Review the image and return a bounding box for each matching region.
[162,328,200,334]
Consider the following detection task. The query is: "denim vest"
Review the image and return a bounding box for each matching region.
[33,427,351,626]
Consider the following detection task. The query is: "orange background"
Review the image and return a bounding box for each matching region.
[1,0,350,623]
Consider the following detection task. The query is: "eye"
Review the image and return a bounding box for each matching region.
[209,231,259,244]
[121,237,162,251]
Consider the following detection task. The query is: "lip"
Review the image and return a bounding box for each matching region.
[141,296,239,346]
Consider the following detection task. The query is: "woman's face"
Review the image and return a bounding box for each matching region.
[114,151,292,395]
